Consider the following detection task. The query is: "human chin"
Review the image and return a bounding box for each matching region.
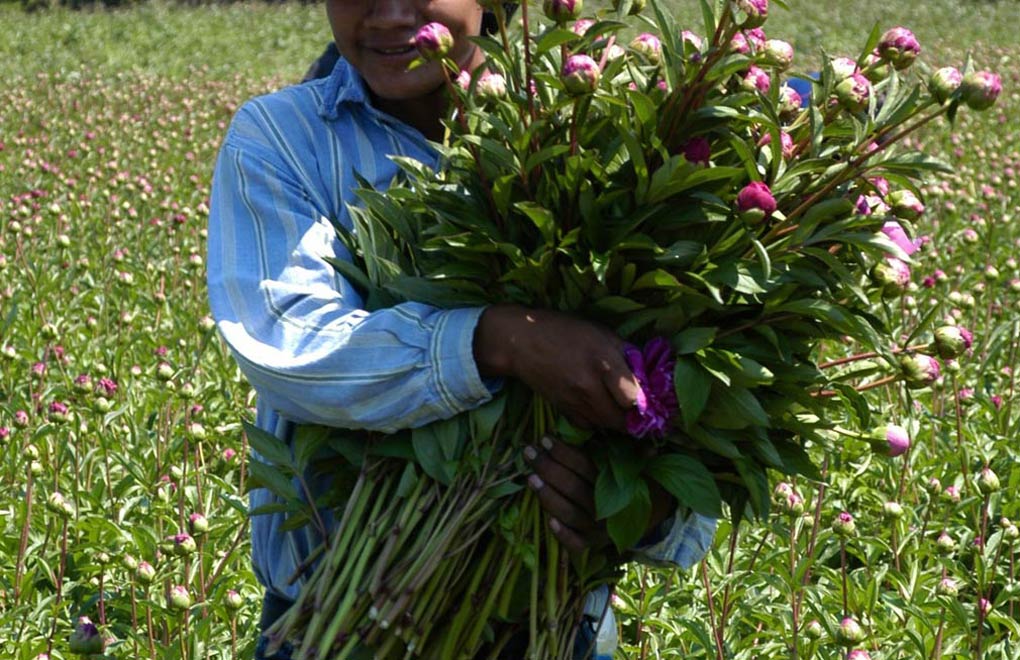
[365,64,445,101]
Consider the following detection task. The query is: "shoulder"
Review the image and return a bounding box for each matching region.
[223,81,332,163]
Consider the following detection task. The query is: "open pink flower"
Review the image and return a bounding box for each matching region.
[623,337,677,439]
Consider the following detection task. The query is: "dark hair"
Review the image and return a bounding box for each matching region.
[481,3,518,36]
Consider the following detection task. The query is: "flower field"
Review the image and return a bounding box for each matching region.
[1,0,1018,659]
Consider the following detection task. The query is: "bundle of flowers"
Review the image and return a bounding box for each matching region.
[257,0,1001,657]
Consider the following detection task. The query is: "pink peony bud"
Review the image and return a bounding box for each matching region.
[681,137,711,165]
[870,424,910,457]
[959,71,1002,111]
[930,67,962,103]
[899,353,941,388]
[729,31,750,54]
[168,585,192,610]
[883,501,904,519]
[862,50,891,83]
[135,561,156,584]
[778,84,803,119]
[735,181,777,223]
[630,33,662,63]
[932,325,972,359]
[571,18,595,35]
[455,69,472,90]
[835,73,871,112]
[804,619,823,639]
[744,27,766,51]
[830,57,859,81]
[871,257,911,296]
[942,485,961,503]
[740,65,771,93]
[887,190,925,220]
[758,131,794,159]
[846,651,872,660]
[414,22,454,61]
[476,71,507,100]
[877,27,920,70]
[937,577,959,596]
[978,467,1001,494]
[832,511,856,538]
[836,616,865,644]
[762,39,793,70]
[225,589,244,611]
[188,512,209,536]
[735,0,768,28]
[562,54,601,95]
[543,0,582,23]
[48,401,70,423]
[680,29,703,52]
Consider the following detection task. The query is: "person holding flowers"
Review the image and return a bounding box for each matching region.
[207,0,716,657]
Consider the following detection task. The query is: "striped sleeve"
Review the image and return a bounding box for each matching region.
[207,104,494,433]
[631,511,717,569]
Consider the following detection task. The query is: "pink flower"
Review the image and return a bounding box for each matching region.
[745,27,766,51]
[881,220,918,256]
[681,137,711,165]
[623,337,677,439]
[543,0,581,22]
[729,31,750,54]
[880,424,910,457]
[414,22,454,61]
[562,54,601,95]
[571,18,595,36]
[736,181,777,222]
[735,0,768,28]
[846,651,871,660]
[877,26,920,70]
[741,65,771,93]
[758,131,794,159]
[960,71,1002,111]
[835,73,871,112]
[631,33,662,63]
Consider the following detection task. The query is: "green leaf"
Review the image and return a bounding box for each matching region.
[514,201,557,244]
[245,459,299,501]
[535,26,583,54]
[292,425,331,473]
[773,440,823,481]
[655,240,706,268]
[469,394,506,444]
[703,384,770,429]
[675,357,712,429]
[396,463,418,498]
[673,327,717,355]
[243,421,293,470]
[632,269,682,290]
[595,466,636,520]
[647,454,723,518]
[687,426,742,459]
[735,457,771,519]
[412,424,457,485]
[607,479,651,552]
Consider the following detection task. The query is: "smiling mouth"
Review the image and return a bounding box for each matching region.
[373,45,416,56]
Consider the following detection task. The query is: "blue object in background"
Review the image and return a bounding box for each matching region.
[786,72,820,107]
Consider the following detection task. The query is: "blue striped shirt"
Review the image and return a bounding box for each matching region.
[207,57,716,612]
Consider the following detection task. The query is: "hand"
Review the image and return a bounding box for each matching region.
[524,436,609,554]
[525,437,677,555]
[473,304,641,431]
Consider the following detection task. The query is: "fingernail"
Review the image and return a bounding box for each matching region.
[528,474,544,490]
[541,436,554,451]
[523,445,537,461]
[549,517,562,533]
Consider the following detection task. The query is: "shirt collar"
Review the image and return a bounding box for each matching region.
[318,57,371,121]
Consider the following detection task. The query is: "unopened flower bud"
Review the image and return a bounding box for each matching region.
[413,22,453,61]
[846,651,871,660]
[562,55,601,95]
[883,501,904,519]
[877,27,920,70]
[932,325,973,359]
[225,589,244,611]
[734,0,768,28]
[871,258,911,297]
[188,512,209,536]
[187,422,207,441]
[778,85,802,119]
[122,553,139,572]
[68,616,104,655]
[156,362,174,380]
[936,531,957,554]
[803,619,823,639]
[136,561,156,584]
[868,424,910,457]
[960,71,1002,111]
[937,577,959,597]
[832,511,856,538]
[942,484,961,503]
[736,181,776,223]
[171,533,197,556]
[169,585,192,610]
[830,57,859,81]
[887,190,925,220]
[835,73,871,112]
[762,39,793,70]
[837,617,866,645]
[475,71,507,100]
[930,67,962,103]
[629,33,662,63]
[978,467,1000,494]
[543,0,582,22]
[898,353,940,388]
[740,65,771,93]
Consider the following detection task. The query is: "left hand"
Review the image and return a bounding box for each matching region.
[524,436,676,555]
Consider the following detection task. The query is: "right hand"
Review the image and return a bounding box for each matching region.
[472,304,642,431]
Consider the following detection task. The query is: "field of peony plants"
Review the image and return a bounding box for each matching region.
[0,0,1017,658]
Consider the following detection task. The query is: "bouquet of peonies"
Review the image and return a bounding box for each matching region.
[254,0,1001,657]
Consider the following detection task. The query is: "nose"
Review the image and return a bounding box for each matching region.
[363,0,418,27]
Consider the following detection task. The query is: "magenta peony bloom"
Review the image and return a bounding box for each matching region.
[877,26,920,70]
[881,220,918,256]
[413,22,454,61]
[681,137,711,165]
[623,337,677,439]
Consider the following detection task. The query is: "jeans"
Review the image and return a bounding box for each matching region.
[254,591,598,660]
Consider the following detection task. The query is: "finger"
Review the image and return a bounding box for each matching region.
[549,517,590,555]
[526,448,595,522]
[599,350,643,410]
[526,465,597,525]
[540,436,598,485]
